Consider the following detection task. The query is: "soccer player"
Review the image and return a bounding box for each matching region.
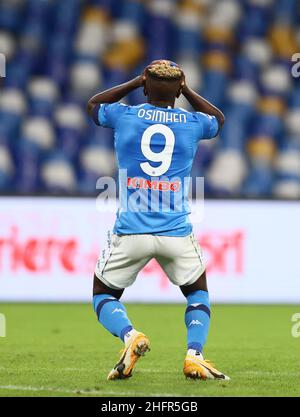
[87,60,229,381]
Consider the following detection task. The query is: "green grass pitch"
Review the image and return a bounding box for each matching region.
[0,303,300,397]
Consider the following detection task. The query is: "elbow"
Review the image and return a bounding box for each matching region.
[87,101,94,117]
[218,113,225,127]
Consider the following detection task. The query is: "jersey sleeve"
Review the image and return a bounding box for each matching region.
[194,112,220,139]
[92,102,128,128]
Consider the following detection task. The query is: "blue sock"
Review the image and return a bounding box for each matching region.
[93,294,133,342]
[184,290,210,353]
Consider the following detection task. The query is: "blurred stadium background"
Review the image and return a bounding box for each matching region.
[0,0,300,305]
[0,0,300,198]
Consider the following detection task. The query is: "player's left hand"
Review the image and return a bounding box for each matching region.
[132,74,146,88]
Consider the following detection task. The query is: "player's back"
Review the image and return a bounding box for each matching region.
[93,102,219,236]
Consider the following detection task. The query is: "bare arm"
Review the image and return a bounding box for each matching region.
[87,76,144,117]
[182,84,225,126]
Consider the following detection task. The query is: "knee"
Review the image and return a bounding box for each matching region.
[180,271,208,297]
[93,274,124,300]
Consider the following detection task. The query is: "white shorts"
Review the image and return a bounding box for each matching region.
[95,232,205,289]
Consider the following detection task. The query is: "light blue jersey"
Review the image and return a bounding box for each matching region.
[93,102,219,236]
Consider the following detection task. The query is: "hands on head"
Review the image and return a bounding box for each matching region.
[136,60,186,98]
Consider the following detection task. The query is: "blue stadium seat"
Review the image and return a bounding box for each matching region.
[0,0,299,198]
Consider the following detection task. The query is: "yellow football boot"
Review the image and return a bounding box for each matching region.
[184,352,230,380]
[107,331,150,380]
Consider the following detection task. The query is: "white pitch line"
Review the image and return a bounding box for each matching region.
[0,367,177,374]
[0,385,183,397]
[0,367,80,371]
[0,367,87,372]
[134,369,177,374]
[1,368,298,377]
[234,370,300,377]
